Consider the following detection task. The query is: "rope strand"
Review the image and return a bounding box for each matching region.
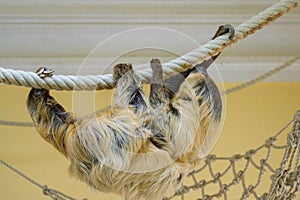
[0,159,80,200]
[224,56,300,95]
[0,120,34,127]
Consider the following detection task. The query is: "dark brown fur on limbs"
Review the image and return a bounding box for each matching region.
[27,25,233,200]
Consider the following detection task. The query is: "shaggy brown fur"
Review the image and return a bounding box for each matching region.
[27,25,233,200]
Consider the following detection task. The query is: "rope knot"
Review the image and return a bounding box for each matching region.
[270,168,283,181]
[287,133,297,147]
[213,172,221,182]
[194,179,206,189]
[201,195,212,200]
[247,185,255,193]
[260,159,266,165]
[233,170,244,184]
[265,137,276,147]
[242,185,255,198]
[245,149,257,159]
[230,154,243,162]
[197,180,206,188]
[175,186,189,195]
[42,185,51,196]
[205,155,216,163]
[218,184,229,196]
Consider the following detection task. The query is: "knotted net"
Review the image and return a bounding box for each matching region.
[164,111,300,200]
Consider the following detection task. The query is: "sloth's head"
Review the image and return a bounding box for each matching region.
[27,88,50,121]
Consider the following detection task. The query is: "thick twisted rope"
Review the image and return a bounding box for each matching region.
[0,120,34,127]
[0,0,298,91]
[0,55,299,128]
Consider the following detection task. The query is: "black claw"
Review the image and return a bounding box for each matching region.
[113,63,133,83]
[36,67,54,78]
[212,24,235,40]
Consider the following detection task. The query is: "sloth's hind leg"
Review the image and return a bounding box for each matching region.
[149,58,173,109]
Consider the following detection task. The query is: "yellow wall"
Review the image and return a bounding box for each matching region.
[0,82,299,200]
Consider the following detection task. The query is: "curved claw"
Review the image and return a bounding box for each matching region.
[212,24,235,40]
[36,67,54,78]
[113,63,133,83]
[150,58,164,85]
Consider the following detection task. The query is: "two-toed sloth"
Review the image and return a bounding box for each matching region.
[27,25,234,200]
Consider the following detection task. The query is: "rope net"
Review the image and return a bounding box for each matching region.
[164,111,300,200]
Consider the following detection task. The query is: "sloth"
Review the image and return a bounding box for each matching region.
[27,25,234,200]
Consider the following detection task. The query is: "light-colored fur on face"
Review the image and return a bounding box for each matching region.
[27,62,222,200]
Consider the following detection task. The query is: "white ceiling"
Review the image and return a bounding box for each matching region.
[0,0,299,81]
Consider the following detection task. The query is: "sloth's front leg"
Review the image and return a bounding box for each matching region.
[27,67,76,156]
[112,63,147,113]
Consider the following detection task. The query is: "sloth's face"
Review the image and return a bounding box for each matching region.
[27,89,50,118]
[31,89,49,98]
[27,88,49,102]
